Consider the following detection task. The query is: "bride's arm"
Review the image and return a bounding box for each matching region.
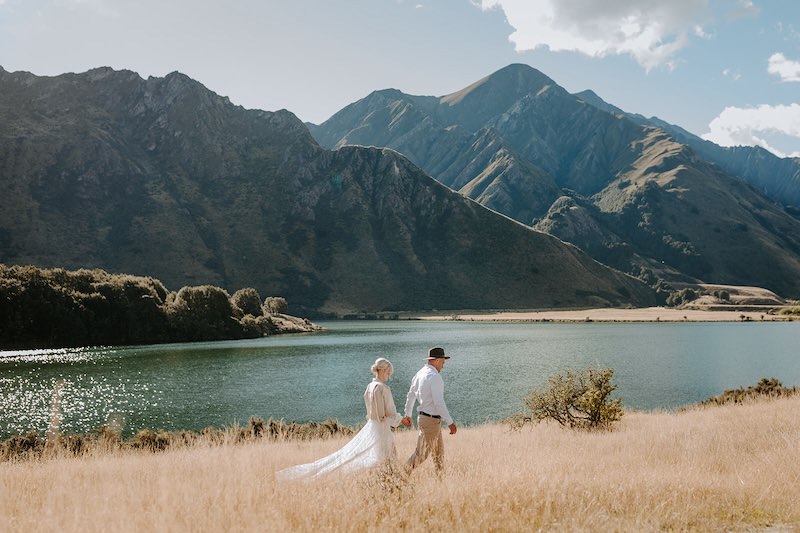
[383,385,403,427]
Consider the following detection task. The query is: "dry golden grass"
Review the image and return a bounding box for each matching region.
[2,397,800,532]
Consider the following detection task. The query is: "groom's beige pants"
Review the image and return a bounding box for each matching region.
[407,414,444,472]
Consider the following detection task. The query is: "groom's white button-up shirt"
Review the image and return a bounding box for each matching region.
[404,364,453,425]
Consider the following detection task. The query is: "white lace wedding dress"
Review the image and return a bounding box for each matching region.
[276,379,403,481]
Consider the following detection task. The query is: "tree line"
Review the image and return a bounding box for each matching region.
[0,264,295,349]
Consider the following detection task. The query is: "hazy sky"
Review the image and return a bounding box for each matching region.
[2,0,799,156]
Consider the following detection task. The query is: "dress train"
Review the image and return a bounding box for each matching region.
[276,419,396,481]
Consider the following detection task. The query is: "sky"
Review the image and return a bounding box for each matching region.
[1,0,799,157]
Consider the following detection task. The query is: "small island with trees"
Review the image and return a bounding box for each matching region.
[0,264,318,350]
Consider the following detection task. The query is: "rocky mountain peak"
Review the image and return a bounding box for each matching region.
[438,63,559,132]
[574,89,624,116]
[84,66,142,83]
[441,63,553,106]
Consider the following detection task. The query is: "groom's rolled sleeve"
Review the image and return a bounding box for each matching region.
[404,380,417,418]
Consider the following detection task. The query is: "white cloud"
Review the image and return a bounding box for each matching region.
[693,25,709,38]
[722,68,741,81]
[775,22,800,41]
[726,0,759,20]
[702,103,800,158]
[476,0,710,70]
[768,52,800,82]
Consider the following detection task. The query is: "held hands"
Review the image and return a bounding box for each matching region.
[401,416,412,428]
[448,423,457,435]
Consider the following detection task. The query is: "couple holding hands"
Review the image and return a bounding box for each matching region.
[278,347,457,480]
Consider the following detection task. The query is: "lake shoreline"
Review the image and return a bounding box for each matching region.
[5,318,799,441]
[412,305,798,323]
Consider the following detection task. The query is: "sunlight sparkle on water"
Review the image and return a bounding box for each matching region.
[0,346,116,364]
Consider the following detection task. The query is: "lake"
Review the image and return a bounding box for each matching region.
[1,320,799,439]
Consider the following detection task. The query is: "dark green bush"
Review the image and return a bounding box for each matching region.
[698,377,800,407]
[666,287,699,307]
[512,367,623,431]
[0,431,44,461]
[0,264,305,348]
[255,314,276,335]
[166,285,240,342]
[239,315,263,338]
[129,428,171,451]
[712,289,731,301]
[263,296,288,315]
[231,287,263,317]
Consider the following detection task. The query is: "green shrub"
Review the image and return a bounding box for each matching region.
[0,264,304,348]
[698,377,800,407]
[712,289,731,301]
[512,367,623,431]
[129,428,171,451]
[263,296,288,315]
[666,288,699,307]
[166,285,240,342]
[0,431,44,461]
[239,315,263,338]
[231,288,263,317]
[255,314,276,335]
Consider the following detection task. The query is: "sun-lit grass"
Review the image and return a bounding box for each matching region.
[2,398,800,532]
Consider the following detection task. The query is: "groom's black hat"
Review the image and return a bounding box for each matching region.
[427,346,450,359]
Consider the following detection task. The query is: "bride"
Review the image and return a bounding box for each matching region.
[276,357,410,480]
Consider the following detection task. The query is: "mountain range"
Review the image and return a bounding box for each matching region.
[574,89,800,213]
[309,64,800,299]
[0,65,653,315]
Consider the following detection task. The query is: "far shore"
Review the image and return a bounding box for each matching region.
[413,306,798,323]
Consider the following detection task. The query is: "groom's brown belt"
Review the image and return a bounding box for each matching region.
[419,411,441,419]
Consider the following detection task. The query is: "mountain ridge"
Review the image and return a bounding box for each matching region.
[0,66,654,314]
[574,88,800,210]
[311,63,800,298]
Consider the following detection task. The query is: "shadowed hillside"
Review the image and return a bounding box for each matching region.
[0,66,653,315]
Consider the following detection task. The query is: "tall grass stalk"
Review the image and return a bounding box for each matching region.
[2,398,799,531]
[45,378,65,445]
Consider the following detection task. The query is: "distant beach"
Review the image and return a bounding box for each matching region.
[416,306,795,322]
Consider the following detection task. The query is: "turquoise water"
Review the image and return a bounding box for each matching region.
[1,320,799,439]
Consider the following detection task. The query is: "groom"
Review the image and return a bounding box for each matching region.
[402,346,457,473]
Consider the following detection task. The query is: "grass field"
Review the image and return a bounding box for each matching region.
[2,397,799,532]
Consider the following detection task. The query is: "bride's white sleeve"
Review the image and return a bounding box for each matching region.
[384,385,403,427]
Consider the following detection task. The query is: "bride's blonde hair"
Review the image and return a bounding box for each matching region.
[371,357,393,376]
